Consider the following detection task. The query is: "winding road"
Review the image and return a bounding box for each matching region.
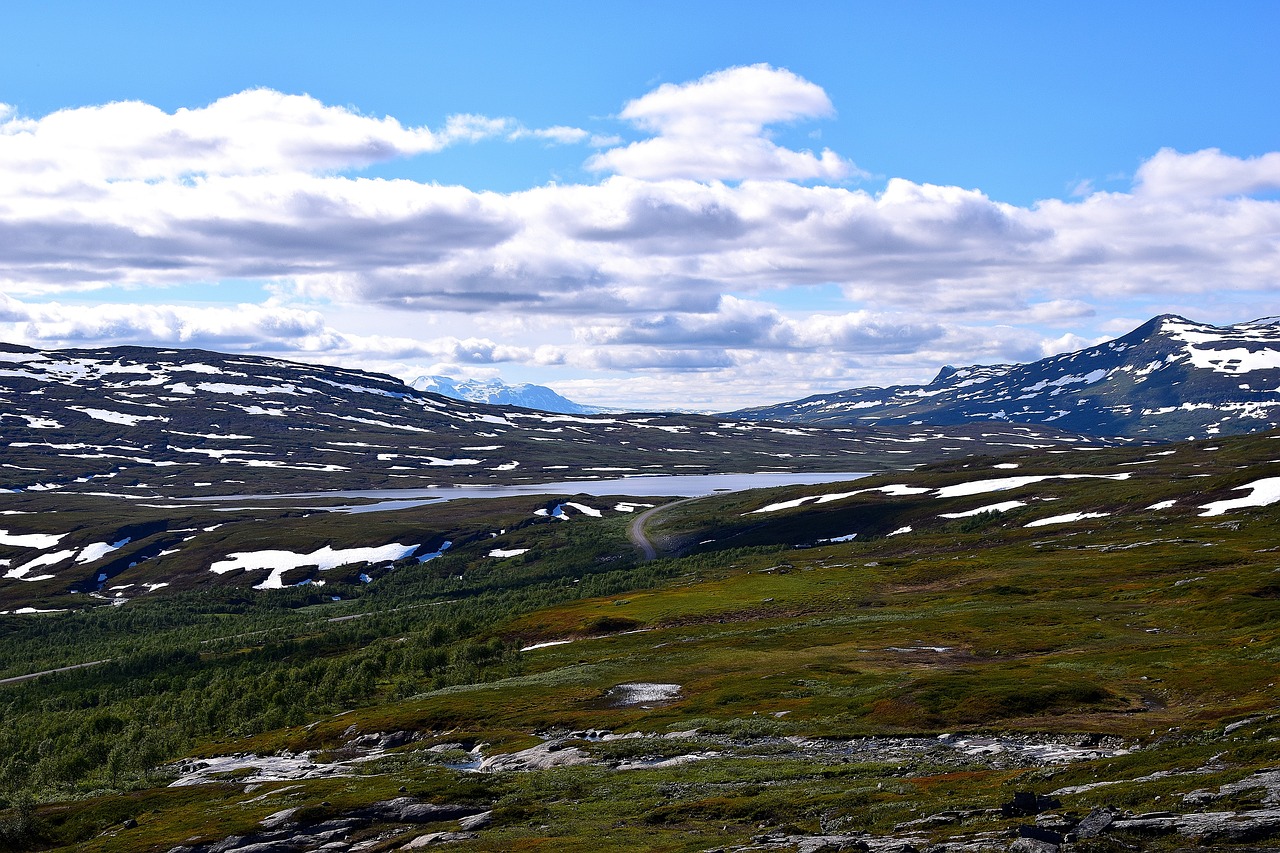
[0,658,112,687]
[627,496,705,560]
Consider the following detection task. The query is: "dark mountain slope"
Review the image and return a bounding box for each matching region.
[0,343,1107,497]
[734,315,1280,439]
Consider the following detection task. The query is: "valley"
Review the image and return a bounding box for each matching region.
[4,11,1277,851]
[1,333,1279,852]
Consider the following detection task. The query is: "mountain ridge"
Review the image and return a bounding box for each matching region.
[734,314,1280,439]
[409,374,603,415]
[0,342,1108,498]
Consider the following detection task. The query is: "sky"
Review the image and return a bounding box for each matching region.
[1,0,1278,411]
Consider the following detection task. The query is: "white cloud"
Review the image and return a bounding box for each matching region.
[1,72,1280,410]
[580,296,945,355]
[0,90,460,182]
[0,294,552,366]
[514,125,590,144]
[0,295,341,351]
[586,64,858,181]
[1038,332,1101,357]
[0,91,591,186]
[1135,147,1280,198]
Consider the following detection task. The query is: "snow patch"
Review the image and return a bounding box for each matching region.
[607,683,681,706]
[939,500,1026,519]
[1199,477,1280,516]
[68,407,168,426]
[0,529,67,549]
[210,543,419,590]
[520,639,573,652]
[4,549,76,580]
[75,538,131,563]
[1024,512,1111,528]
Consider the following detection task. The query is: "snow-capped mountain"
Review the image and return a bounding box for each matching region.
[0,343,1106,497]
[409,375,601,414]
[735,315,1280,440]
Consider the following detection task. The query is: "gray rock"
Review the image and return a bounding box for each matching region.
[1015,825,1062,844]
[1072,807,1115,838]
[895,812,962,830]
[400,832,478,848]
[258,808,301,831]
[358,798,483,824]
[219,842,301,853]
[457,810,492,831]
[1184,807,1280,842]
[309,818,367,834]
[1007,839,1057,853]
[476,739,593,772]
[380,730,417,749]
[1110,814,1178,834]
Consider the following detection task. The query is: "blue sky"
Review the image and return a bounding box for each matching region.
[1,1,1278,409]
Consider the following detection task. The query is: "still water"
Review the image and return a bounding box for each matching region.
[189,471,870,514]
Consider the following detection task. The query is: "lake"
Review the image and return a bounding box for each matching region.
[187,471,871,514]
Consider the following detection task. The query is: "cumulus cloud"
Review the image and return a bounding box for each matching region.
[581,297,945,355]
[3,78,1276,318]
[2,70,1280,409]
[586,64,857,181]
[0,294,549,365]
[0,90,590,184]
[1135,147,1280,198]
[0,90,453,181]
[0,294,341,351]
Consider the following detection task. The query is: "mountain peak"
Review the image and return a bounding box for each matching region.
[409,374,600,414]
[931,364,960,384]
[734,314,1280,440]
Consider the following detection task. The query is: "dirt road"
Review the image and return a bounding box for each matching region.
[627,496,704,560]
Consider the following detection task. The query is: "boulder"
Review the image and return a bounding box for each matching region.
[1008,839,1057,853]
[1001,793,1060,818]
[401,832,477,848]
[1015,825,1062,844]
[258,808,301,831]
[1072,807,1115,838]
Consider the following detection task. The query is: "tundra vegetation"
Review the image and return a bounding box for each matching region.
[0,430,1278,851]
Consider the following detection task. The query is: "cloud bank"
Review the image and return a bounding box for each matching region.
[1,64,1278,408]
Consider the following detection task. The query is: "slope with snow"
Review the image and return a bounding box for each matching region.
[410,375,604,415]
[0,342,1111,497]
[735,315,1280,440]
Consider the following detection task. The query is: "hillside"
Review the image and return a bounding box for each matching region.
[735,315,1280,440]
[2,425,1278,851]
[0,342,1112,497]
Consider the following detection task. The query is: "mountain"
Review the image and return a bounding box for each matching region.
[409,374,602,414]
[734,315,1280,439]
[0,343,1108,498]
